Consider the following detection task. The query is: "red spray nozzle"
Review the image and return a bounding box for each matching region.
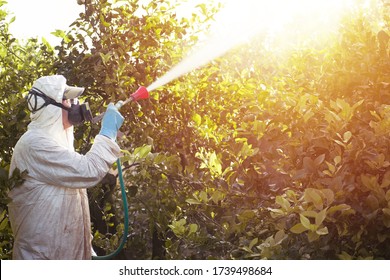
[115,86,149,109]
[130,86,149,101]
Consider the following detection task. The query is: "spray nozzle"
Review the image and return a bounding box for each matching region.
[131,86,149,101]
[115,86,149,109]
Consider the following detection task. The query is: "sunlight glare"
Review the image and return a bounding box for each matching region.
[208,0,356,48]
[148,0,382,91]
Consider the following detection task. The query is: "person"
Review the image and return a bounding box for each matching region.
[7,75,124,259]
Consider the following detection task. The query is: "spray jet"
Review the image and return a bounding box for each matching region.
[92,86,149,123]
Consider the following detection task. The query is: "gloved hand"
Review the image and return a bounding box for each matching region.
[99,103,124,140]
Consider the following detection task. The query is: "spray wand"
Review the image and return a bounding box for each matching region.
[92,86,149,123]
[93,86,149,260]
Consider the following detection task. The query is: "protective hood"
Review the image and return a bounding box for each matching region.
[31,75,67,103]
[27,75,75,150]
[31,75,85,102]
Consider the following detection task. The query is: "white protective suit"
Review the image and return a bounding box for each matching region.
[8,75,121,259]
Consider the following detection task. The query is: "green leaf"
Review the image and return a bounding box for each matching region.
[343,131,352,143]
[303,108,315,123]
[274,230,285,245]
[169,219,187,237]
[352,99,364,111]
[334,140,346,148]
[268,208,285,217]
[199,191,208,202]
[381,171,390,188]
[300,214,311,229]
[334,156,341,165]
[249,237,258,250]
[315,209,327,226]
[192,113,202,126]
[382,208,390,216]
[188,223,198,234]
[211,190,225,204]
[238,210,256,223]
[321,189,335,205]
[301,210,318,218]
[209,152,222,175]
[328,204,352,214]
[0,216,8,231]
[304,188,323,210]
[307,231,320,242]
[133,145,152,159]
[314,154,325,166]
[100,52,111,66]
[99,14,110,27]
[290,223,308,234]
[186,198,202,205]
[386,190,390,202]
[176,219,186,226]
[276,195,290,211]
[41,37,53,51]
[152,91,159,101]
[316,226,329,235]
[50,29,71,43]
[361,174,380,191]
[338,251,353,260]
[196,3,208,15]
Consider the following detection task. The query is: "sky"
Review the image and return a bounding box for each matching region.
[5,0,206,46]
[5,0,381,60]
[6,0,85,45]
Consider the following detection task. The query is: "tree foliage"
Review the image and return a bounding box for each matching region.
[0,0,389,260]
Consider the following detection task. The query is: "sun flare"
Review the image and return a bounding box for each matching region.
[209,0,358,46]
[148,0,381,91]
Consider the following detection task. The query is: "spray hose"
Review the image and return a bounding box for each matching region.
[92,86,149,260]
[92,158,128,260]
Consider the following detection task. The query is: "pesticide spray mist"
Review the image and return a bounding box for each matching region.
[146,0,264,92]
[146,0,356,93]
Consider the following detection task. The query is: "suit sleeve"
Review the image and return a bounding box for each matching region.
[26,135,121,188]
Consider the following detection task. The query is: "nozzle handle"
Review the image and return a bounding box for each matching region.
[115,100,124,109]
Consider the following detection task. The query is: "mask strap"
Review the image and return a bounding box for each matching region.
[26,89,47,113]
[26,88,70,112]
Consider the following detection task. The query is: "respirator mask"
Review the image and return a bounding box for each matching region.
[65,99,93,125]
[27,87,93,125]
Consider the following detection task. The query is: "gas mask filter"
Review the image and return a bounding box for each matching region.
[27,87,93,125]
[66,101,93,125]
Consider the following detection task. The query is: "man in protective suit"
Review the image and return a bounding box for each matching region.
[7,75,124,259]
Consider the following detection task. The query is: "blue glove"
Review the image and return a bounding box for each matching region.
[99,103,124,140]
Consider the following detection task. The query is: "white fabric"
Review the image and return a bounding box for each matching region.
[32,75,67,103]
[8,76,121,259]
